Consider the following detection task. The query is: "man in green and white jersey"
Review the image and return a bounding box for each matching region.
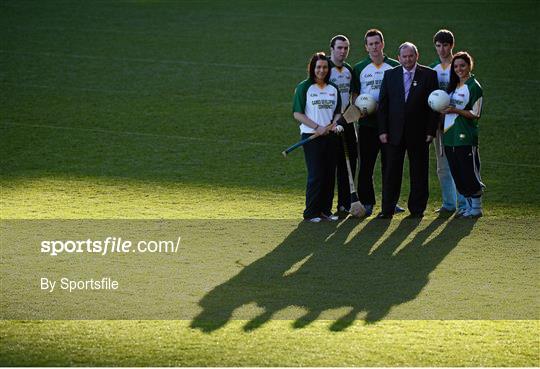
[328,35,356,218]
[351,28,401,216]
[430,29,467,215]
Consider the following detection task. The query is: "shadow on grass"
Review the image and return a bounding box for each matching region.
[190,217,477,332]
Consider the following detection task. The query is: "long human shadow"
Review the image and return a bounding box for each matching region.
[190,217,476,332]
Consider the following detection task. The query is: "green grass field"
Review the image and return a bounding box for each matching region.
[1,0,539,366]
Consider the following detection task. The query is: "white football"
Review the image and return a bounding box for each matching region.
[354,94,377,115]
[428,89,451,112]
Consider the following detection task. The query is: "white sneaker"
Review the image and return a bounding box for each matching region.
[321,213,339,222]
[305,217,322,223]
[462,209,483,218]
[455,208,469,218]
[469,197,483,218]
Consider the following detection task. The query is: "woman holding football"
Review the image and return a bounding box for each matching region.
[442,51,485,218]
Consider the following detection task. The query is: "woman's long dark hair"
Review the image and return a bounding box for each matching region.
[447,51,474,93]
[307,52,330,83]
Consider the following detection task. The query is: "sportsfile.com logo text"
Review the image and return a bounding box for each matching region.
[40,236,182,256]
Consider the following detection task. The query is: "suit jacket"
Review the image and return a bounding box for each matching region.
[377,64,439,146]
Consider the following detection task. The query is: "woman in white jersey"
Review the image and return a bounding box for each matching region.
[442,52,485,218]
[292,52,342,223]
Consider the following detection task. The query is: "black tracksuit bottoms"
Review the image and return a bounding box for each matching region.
[444,145,485,198]
[302,133,338,219]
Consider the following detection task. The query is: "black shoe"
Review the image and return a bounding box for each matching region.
[406,212,424,219]
[376,212,393,219]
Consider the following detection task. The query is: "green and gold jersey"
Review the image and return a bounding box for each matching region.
[328,60,353,113]
[443,75,483,146]
[292,79,341,134]
[430,59,451,90]
[352,55,400,127]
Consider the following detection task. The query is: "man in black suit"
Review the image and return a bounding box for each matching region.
[376,42,439,219]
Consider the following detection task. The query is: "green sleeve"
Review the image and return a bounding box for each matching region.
[466,78,483,109]
[292,79,310,113]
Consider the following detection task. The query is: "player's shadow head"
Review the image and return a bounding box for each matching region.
[190,217,476,333]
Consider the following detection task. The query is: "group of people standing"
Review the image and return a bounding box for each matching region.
[292,29,484,223]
